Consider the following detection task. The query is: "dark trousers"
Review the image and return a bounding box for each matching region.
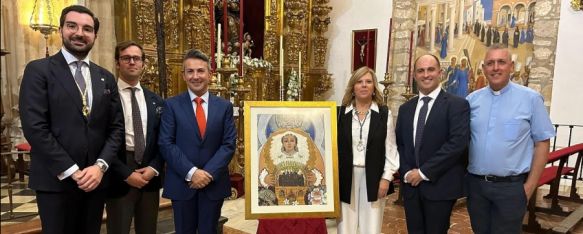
[403,189,456,234]
[106,152,160,234]
[36,188,106,234]
[172,192,224,234]
[466,175,527,234]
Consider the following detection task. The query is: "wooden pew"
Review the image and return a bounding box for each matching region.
[524,143,583,232]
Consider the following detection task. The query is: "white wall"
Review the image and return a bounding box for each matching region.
[550,3,583,147]
[326,0,393,103]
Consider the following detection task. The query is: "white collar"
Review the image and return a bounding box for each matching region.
[418,86,441,101]
[61,47,90,66]
[117,78,143,91]
[345,101,379,114]
[188,89,209,103]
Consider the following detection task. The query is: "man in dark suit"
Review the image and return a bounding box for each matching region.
[396,54,470,234]
[19,5,124,234]
[105,41,165,234]
[159,49,236,234]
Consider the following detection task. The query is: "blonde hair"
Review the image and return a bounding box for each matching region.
[341,66,385,106]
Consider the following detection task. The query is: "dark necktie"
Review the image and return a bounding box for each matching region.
[194,97,206,137]
[74,61,86,91]
[130,87,145,164]
[414,96,432,167]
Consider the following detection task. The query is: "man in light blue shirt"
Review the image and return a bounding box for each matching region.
[466,44,555,234]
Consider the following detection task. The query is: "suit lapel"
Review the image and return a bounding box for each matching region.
[204,95,220,143]
[89,63,104,116]
[179,92,200,140]
[144,89,157,150]
[425,90,446,128]
[50,52,84,116]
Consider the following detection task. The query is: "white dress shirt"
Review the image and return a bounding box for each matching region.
[405,86,442,182]
[344,102,400,181]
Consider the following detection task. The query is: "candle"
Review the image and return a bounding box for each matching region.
[385,18,392,73]
[239,0,244,76]
[223,0,228,54]
[217,23,222,69]
[407,30,414,86]
[210,0,215,71]
[298,52,302,101]
[280,35,284,100]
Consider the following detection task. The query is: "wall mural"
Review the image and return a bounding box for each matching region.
[415,0,536,97]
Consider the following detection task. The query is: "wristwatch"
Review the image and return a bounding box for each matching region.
[95,161,107,173]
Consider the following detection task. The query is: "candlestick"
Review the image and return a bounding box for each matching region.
[385,18,392,73]
[239,0,244,76]
[407,30,414,86]
[298,51,301,101]
[280,35,284,100]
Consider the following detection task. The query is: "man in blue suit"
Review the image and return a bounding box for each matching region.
[159,49,236,234]
[396,54,470,234]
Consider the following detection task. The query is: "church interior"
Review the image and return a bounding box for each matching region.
[1,0,582,233]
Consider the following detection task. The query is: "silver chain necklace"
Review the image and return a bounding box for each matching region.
[356,110,369,152]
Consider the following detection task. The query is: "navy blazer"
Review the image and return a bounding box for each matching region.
[108,87,165,197]
[19,51,124,192]
[158,92,236,201]
[395,90,470,200]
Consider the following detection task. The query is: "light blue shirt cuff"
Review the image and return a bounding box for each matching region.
[185,167,198,181]
[419,169,430,181]
[148,166,160,176]
[96,159,109,172]
[58,164,80,180]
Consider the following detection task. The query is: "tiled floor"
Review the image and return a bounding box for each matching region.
[2,176,582,233]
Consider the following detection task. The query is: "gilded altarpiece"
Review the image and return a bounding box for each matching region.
[263,0,333,100]
[115,0,213,96]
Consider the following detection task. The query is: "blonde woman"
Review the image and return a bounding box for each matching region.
[336,66,399,234]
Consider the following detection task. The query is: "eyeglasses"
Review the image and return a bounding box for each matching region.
[64,22,95,34]
[119,56,143,63]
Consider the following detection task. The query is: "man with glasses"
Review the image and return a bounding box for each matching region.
[105,41,164,234]
[19,5,124,234]
[159,49,236,233]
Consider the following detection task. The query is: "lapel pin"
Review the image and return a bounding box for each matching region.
[101,78,105,82]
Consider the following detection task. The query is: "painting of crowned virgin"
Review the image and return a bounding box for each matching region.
[244,101,340,219]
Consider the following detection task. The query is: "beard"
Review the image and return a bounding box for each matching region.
[62,35,94,59]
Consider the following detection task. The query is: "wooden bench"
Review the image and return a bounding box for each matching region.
[524,143,583,232]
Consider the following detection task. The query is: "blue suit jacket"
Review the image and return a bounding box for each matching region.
[396,90,470,200]
[159,92,236,201]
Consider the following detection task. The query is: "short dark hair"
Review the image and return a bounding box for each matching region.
[183,49,210,70]
[115,40,146,61]
[59,5,100,34]
[414,54,441,70]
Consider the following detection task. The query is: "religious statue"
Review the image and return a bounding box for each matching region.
[357,37,368,63]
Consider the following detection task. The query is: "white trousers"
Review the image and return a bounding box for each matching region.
[337,166,386,234]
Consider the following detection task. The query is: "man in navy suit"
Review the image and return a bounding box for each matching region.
[19,5,124,234]
[105,41,165,234]
[395,54,470,234]
[159,49,236,234]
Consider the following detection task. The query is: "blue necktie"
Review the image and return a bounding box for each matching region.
[415,96,432,167]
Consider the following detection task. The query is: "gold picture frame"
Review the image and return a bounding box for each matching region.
[244,101,340,219]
